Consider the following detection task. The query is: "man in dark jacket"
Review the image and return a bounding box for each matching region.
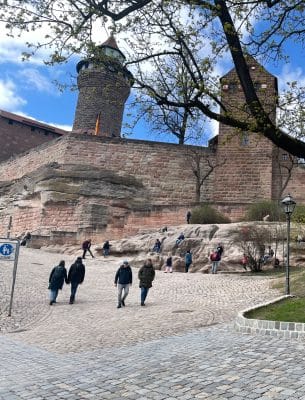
[138,258,155,306]
[48,260,68,305]
[103,240,111,257]
[82,239,94,259]
[67,257,85,304]
[114,261,132,308]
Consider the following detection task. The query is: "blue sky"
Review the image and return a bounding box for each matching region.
[0,20,304,145]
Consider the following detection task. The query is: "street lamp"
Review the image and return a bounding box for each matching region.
[281,194,296,295]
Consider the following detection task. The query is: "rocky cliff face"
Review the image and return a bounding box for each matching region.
[0,162,150,240]
[93,222,280,273]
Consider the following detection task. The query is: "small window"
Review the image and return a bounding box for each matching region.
[241,132,249,146]
[282,153,288,161]
[31,127,35,132]
[8,119,13,125]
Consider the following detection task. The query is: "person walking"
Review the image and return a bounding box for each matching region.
[48,260,68,305]
[82,239,94,259]
[164,255,173,273]
[186,211,192,224]
[138,258,155,306]
[185,250,193,273]
[67,257,85,304]
[114,260,132,308]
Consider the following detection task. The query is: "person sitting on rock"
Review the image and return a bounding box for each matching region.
[102,240,111,257]
[176,233,185,246]
[152,239,162,253]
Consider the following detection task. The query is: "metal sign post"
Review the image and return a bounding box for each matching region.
[0,238,20,316]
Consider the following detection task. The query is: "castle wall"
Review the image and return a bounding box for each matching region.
[0,134,215,242]
[0,138,68,180]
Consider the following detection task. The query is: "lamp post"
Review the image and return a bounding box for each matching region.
[281,194,296,295]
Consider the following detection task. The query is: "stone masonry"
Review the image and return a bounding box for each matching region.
[0,135,214,242]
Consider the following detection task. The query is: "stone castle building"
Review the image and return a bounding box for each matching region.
[0,37,304,245]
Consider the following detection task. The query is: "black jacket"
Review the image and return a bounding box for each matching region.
[68,260,85,284]
[138,264,155,288]
[49,265,68,290]
[115,265,132,285]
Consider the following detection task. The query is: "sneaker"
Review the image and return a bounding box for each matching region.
[117,304,121,308]
[141,303,145,306]
[49,301,53,305]
[121,299,125,307]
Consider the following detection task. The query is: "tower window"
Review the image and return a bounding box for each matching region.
[241,132,249,146]
[282,153,288,161]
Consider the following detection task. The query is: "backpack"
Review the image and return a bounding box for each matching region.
[52,266,63,281]
[210,252,219,262]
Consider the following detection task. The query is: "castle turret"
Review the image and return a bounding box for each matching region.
[212,57,279,219]
[73,35,134,137]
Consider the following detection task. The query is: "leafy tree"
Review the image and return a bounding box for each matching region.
[2,1,305,156]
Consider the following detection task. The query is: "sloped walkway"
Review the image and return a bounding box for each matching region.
[2,248,302,399]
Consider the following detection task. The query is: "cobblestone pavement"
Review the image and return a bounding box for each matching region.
[2,325,305,399]
[2,247,303,399]
[0,248,277,352]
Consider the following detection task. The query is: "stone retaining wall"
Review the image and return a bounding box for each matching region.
[234,295,305,340]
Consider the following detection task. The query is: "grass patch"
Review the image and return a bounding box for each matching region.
[245,266,305,323]
[245,297,305,323]
[271,267,305,297]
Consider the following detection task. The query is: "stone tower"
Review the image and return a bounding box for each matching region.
[212,57,279,219]
[73,36,134,137]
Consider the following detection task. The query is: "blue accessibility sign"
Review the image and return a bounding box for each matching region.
[0,241,17,260]
[0,243,14,256]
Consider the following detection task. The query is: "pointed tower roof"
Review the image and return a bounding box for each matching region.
[101,34,120,50]
[99,34,126,61]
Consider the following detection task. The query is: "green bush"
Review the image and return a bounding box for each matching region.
[245,200,285,222]
[191,204,231,224]
[292,205,305,224]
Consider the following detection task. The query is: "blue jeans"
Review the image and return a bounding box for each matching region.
[70,283,79,303]
[103,248,109,256]
[141,287,149,305]
[49,289,58,302]
[211,261,220,274]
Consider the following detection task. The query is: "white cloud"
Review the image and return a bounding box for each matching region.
[0,79,26,111]
[0,23,51,65]
[278,65,305,91]
[17,68,56,94]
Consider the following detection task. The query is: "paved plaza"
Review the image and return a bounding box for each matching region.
[1,247,305,399]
